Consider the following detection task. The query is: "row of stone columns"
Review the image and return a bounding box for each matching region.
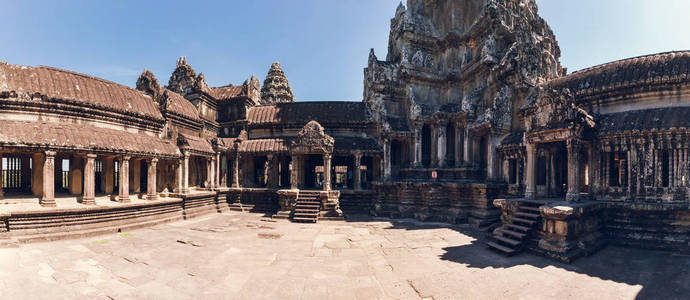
[411,122,467,169]
[525,139,585,202]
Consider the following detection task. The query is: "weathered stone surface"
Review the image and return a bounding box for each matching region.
[260,62,295,104]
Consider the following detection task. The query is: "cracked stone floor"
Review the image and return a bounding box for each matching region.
[1,212,688,299]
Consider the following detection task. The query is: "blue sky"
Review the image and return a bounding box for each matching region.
[2,1,690,101]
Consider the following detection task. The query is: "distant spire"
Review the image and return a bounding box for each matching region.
[396,1,406,14]
[260,62,295,104]
[168,56,197,95]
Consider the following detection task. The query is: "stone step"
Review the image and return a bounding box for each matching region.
[519,206,541,212]
[293,217,317,223]
[294,209,319,213]
[297,200,320,204]
[294,213,319,218]
[512,217,536,226]
[515,212,540,219]
[517,199,547,206]
[487,241,516,255]
[295,205,320,209]
[505,223,530,232]
[497,228,526,239]
[492,234,521,247]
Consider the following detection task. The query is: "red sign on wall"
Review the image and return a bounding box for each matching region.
[431,171,438,179]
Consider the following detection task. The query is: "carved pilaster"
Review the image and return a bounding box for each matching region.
[354,152,362,190]
[566,139,582,202]
[525,143,536,200]
[147,158,158,200]
[41,151,57,207]
[81,154,97,205]
[323,153,332,191]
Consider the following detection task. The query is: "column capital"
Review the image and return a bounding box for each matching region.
[150,157,159,164]
[86,153,97,159]
[119,155,131,161]
[183,151,191,158]
[45,150,57,157]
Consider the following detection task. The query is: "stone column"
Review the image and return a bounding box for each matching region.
[177,158,184,193]
[183,152,190,192]
[130,159,140,194]
[353,152,362,190]
[323,153,332,191]
[383,138,391,181]
[232,151,240,188]
[430,124,439,167]
[486,135,500,180]
[117,156,130,203]
[31,153,44,197]
[147,158,158,200]
[103,157,114,194]
[209,156,216,188]
[455,125,463,167]
[81,154,97,205]
[266,154,274,187]
[0,153,3,199]
[463,127,471,164]
[220,154,228,187]
[413,125,422,167]
[525,144,537,200]
[215,152,221,188]
[437,123,447,167]
[41,151,56,207]
[566,139,582,202]
[290,155,298,189]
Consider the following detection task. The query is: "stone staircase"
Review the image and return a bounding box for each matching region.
[292,191,321,223]
[488,199,543,255]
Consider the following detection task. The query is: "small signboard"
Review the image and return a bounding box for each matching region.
[431,170,438,179]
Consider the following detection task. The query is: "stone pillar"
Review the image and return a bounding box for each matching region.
[486,135,500,180]
[270,155,279,188]
[455,125,463,167]
[290,155,298,189]
[525,144,537,200]
[437,123,447,167]
[209,156,216,188]
[430,124,439,167]
[220,154,228,187]
[103,157,114,194]
[176,158,183,192]
[41,151,56,207]
[413,125,422,167]
[81,154,97,205]
[323,153,332,191]
[31,153,44,197]
[183,152,190,192]
[116,156,130,203]
[566,139,582,202]
[147,158,158,200]
[265,154,274,187]
[463,127,471,164]
[383,138,391,181]
[0,153,3,199]
[215,152,221,188]
[232,151,240,188]
[353,152,362,190]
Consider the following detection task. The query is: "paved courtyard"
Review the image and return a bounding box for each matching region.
[0,212,688,299]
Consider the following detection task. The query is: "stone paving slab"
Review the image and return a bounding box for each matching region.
[0,211,688,299]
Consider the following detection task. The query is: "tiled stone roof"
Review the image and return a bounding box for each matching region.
[547,51,690,99]
[0,120,180,158]
[0,63,163,121]
[217,137,238,148]
[246,102,369,125]
[178,133,214,155]
[500,131,524,146]
[162,89,200,121]
[239,138,290,154]
[598,107,690,133]
[210,85,242,100]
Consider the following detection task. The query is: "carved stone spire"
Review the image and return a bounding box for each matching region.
[168,56,198,95]
[260,62,295,104]
[136,69,162,100]
[242,75,261,105]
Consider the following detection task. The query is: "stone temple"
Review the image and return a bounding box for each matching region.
[0,0,689,262]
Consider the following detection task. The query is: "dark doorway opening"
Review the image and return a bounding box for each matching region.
[422,124,432,167]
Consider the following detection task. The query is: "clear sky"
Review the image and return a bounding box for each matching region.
[2,1,690,101]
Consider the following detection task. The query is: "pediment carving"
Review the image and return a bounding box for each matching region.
[291,120,334,154]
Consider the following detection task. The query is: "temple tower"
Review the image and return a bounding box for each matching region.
[260,62,295,104]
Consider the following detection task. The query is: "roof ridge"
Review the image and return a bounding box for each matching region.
[35,65,143,92]
[568,50,690,76]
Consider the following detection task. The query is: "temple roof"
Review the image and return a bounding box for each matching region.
[547,51,690,100]
[162,89,200,121]
[178,133,214,156]
[598,107,690,134]
[239,138,290,154]
[0,120,179,158]
[246,102,369,125]
[210,84,243,100]
[500,131,525,146]
[0,63,163,121]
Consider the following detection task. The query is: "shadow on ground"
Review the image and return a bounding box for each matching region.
[345,214,690,300]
